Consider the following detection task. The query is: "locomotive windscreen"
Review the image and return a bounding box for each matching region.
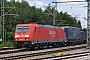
[16,26,30,32]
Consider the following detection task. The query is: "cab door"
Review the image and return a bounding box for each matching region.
[33,27,38,40]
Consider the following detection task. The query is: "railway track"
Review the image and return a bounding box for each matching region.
[43,51,90,60]
[31,52,89,60]
[23,48,90,60]
[0,44,87,60]
[0,47,28,55]
[0,47,15,50]
[50,52,90,60]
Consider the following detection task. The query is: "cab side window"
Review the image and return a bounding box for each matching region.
[34,27,36,32]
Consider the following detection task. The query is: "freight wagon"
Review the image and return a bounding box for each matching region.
[81,29,87,43]
[64,27,87,45]
[14,23,67,48]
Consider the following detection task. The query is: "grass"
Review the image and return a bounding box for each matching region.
[0,41,14,47]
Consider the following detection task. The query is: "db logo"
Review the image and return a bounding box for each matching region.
[49,31,56,34]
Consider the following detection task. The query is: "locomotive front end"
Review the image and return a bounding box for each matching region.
[14,25,31,48]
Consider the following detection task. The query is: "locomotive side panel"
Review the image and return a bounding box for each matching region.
[32,27,57,43]
[56,28,66,41]
[32,27,66,44]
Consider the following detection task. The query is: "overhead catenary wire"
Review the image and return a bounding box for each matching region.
[68,4,87,8]
[70,7,87,20]
[63,4,87,20]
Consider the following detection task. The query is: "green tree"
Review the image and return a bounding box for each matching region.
[0,0,82,43]
[77,20,82,28]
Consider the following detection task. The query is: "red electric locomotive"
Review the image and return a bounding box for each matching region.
[14,23,67,48]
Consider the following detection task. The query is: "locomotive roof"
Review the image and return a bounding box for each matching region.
[17,24,62,29]
[38,24,61,29]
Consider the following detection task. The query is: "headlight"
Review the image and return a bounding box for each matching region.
[25,35,29,37]
[15,35,19,38]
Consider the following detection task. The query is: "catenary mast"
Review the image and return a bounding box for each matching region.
[1,0,5,43]
[86,0,90,49]
[1,0,17,43]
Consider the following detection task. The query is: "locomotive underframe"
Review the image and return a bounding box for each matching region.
[14,39,66,48]
[14,38,87,49]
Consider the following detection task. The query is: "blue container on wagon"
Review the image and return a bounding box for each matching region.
[64,27,81,40]
[81,30,87,39]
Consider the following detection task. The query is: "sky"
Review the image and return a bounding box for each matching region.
[8,0,87,28]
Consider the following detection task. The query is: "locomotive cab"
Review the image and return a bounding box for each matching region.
[15,26,30,41]
[14,24,38,48]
